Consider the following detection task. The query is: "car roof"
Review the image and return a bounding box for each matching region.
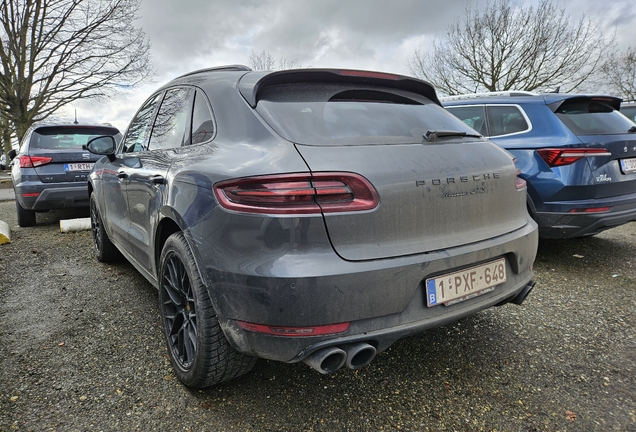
[442,92,622,110]
[162,65,442,106]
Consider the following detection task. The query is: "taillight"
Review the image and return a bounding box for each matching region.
[214,173,379,215]
[18,155,53,168]
[236,320,350,337]
[537,148,611,167]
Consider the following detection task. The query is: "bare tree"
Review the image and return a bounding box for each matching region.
[604,46,636,100]
[408,0,613,96]
[0,0,152,141]
[1,113,14,160]
[249,50,301,71]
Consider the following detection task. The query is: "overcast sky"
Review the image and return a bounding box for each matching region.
[67,0,636,132]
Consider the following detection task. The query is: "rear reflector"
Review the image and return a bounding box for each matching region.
[236,320,350,337]
[214,173,379,215]
[18,155,53,168]
[537,148,611,167]
[568,207,611,213]
[512,159,526,190]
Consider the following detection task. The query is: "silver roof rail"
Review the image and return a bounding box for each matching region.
[440,91,537,102]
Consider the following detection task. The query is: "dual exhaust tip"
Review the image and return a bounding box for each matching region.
[303,342,376,374]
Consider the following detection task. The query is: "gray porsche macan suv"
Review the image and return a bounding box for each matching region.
[86,66,539,388]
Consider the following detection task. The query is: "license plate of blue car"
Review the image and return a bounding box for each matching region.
[620,158,636,174]
[65,163,94,172]
[426,258,506,306]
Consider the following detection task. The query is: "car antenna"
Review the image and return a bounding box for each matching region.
[74,109,78,125]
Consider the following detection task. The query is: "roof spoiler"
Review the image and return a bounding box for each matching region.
[238,69,442,107]
[175,64,251,80]
[547,96,622,112]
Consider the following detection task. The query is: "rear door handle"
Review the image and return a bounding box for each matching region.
[149,175,165,185]
[117,171,128,179]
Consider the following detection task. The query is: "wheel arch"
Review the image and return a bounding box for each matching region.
[155,208,209,292]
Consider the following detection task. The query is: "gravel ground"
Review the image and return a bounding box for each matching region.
[0,199,634,431]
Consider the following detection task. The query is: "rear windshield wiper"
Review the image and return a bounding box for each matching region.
[424,130,481,142]
[628,126,636,133]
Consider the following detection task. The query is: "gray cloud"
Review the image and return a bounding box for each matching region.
[62,0,634,130]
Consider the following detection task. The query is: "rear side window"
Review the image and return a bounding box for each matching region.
[556,100,635,135]
[486,105,529,137]
[445,106,487,135]
[620,105,636,123]
[191,90,215,144]
[256,84,476,145]
[29,127,119,150]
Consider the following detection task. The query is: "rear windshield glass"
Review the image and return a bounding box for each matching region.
[256,84,477,145]
[555,100,635,135]
[30,127,120,150]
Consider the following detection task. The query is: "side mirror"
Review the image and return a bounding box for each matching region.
[7,149,16,160]
[85,136,116,162]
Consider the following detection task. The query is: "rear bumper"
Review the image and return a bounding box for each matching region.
[535,194,636,238]
[197,220,538,363]
[14,182,90,211]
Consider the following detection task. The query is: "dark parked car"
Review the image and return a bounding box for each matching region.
[86,66,538,388]
[621,101,636,123]
[444,92,636,238]
[11,123,122,227]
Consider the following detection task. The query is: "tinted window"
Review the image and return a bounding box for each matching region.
[555,100,635,135]
[445,106,487,135]
[191,90,215,144]
[149,87,194,150]
[120,93,162,153]
[29,127,119,150]
[487,105,529,137]
[256,84,476,145]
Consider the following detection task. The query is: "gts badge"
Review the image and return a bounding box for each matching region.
[596,174,612,183]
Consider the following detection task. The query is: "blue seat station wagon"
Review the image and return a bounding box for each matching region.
[86,66,538,388]
[444,92,636,239]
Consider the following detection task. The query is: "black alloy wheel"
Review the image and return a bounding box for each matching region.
[161,251,197,368]
[158,232,256,388]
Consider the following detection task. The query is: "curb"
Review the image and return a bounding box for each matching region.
[0,220,10,244]
[60,218,91,233]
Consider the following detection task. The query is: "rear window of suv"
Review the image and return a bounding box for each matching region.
[30,126,120,150]
[555,99,635,135]
[256,84,477,145]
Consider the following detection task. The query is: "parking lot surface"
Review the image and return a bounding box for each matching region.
[0,201,634,431]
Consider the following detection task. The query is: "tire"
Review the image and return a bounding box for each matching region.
[158,232,256,388]
[15,199,36,227]
[90,193,120,262]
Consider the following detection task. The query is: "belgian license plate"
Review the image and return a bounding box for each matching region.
[65,163,94,172]
[426,258,506,307]
[620,158,636,174]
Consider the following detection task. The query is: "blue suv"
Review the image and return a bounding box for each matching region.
[444,92,636,238]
